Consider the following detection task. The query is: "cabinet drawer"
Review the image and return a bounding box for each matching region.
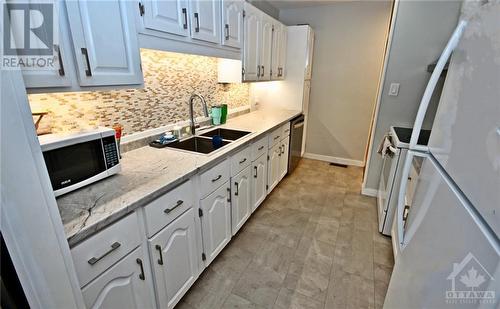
[231,145,251,176]
[71,213,141,287]
[144,180,194,237]
[281,122,291,137]
[200,159,230,198]
[252,135,268,160]
[269,127,282,148]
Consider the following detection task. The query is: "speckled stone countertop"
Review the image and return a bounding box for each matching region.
[57,109,301,247]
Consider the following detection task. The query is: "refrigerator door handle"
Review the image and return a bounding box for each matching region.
[396,150,415,250]
[409,20,467,150]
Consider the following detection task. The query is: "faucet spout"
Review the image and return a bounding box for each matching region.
[189,94,209,135]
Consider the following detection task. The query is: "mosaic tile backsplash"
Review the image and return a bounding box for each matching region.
[28,49,249,136]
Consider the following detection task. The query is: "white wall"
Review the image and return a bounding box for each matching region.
[279,1,393,165]
[363,0,461,191]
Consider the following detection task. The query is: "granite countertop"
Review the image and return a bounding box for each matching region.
[57,109,302,247]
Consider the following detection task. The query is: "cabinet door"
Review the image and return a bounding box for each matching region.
[251,154,268,212]
[82,246,155,309]
[243,3,260,81]
[231,165,252,235]
[189,0,220,43]
[259,15,273,81]
[142,0,189,37]
[221,0,243,48]
[279,25,287,79]
[267,143,281,193]
[150,208,199,309]
[200,182,232,265]
[271,22,281,80]
[66,0,143,86]
[279,137,290,180]
[21,1,72,88]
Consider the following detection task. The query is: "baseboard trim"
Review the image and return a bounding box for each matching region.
[361,187,379,197]
[303,152,365,167]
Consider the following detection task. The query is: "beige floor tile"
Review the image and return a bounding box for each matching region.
[273,288,325,309]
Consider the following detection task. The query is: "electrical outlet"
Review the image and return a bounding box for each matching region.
[389,83,400,96]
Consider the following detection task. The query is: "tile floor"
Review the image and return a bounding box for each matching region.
[178,159,394,309]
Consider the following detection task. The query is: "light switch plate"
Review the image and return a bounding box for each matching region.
[389,83,400,96]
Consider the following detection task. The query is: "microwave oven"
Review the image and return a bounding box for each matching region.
[39,128,121,197]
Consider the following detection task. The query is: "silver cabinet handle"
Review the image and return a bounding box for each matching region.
[136,258,145,280]
[274,135,280,140]
[227,187,231,202]
[164,200,183,214]
[54,44,65,76]
[254,166,258,178]
[81,47,91,76]
[155,245,164,265]
[225,24,229,40]
[258,146,264,151]
[239,158,247,164]
[281,144,285,154]
[261,65,265,77]
[278,146,282,156]
[234,182,239,196]
[194,12,200,32]
[257,65,261,77]
[88,242,120,265]
[182,8,188,29]
[212,174,222,182]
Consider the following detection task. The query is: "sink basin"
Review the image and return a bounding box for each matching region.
[166,137,231,154]
[199,128,251,141]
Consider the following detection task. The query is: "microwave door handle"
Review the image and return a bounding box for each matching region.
[409,20,467,150]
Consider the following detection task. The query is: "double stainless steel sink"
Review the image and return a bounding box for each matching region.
[165,128,251,154]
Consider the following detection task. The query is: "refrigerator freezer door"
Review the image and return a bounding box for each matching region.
[384,157,500,308]
[428,3,500,236]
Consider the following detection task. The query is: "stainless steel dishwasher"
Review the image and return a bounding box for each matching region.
[288,114,305,174]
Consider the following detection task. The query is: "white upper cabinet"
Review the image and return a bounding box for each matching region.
[271,21,281,80]
[66,0,143,86]
[81,247,155,309]
[278,24,287,79]
[21,1,72,88]
[231,165,252,235]
[142,0,189,36]
[189,0,221,43]
[221,0,243,49]
[260,15,273,81]
[200,182,232,265]
[149,208,199,309]
[243,2,260,81]
[251,153,268,212]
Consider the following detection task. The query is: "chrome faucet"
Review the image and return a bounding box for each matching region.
[189,93,209,135]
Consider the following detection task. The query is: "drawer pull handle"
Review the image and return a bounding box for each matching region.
[155,245,164,265]
[254,166,258,178]
[227,187,231,202]
[211,174,222,182]
[136,258,145,280]
[164,200,183,214]
[274,135,280,140]
[234,182,239,196]
[258,146,264,151]
[88,242,121,265]
[225,24,230,40]
[282,145,285,154]
[278,146,282,157]
[239,158,247,164]
[194,12,200,32]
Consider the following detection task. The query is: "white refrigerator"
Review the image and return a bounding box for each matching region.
[384,2,500,308]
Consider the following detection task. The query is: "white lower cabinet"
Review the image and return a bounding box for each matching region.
[81,246,155,309]
[279,136,290,181]
[251,153,268,212]
[149,208,199,309]
[200,181,232,265]
[231,165,252,235]
[267,142,281,193]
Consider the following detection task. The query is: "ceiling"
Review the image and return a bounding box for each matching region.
[266,0,345,10]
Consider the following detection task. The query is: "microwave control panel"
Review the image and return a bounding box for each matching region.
[102,136,119,168]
